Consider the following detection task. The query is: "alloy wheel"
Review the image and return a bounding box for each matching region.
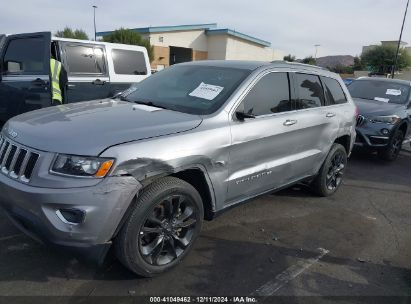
[389,133,403,158]
[139,194,198,266]
[326,152,346,191]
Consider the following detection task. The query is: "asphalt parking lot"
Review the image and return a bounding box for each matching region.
[0,148,410,300]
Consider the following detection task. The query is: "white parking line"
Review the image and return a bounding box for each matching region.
[0,234,23,242]
[251,248,329,297]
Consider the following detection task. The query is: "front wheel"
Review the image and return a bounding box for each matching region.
[311,143,347,197]
[378,129,404,161]
[115,177,204,277]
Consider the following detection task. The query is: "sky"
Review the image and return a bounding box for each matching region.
[1,0,410,58]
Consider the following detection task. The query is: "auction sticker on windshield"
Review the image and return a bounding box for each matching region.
[189,82,224,100]
[386,89,402,96]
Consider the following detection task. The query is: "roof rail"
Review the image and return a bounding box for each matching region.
[270,60,330,71]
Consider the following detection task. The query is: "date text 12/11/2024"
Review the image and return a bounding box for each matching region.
[149,296,258,303]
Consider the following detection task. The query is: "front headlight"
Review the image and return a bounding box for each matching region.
[369,115,401,125]
[51,154,114,178]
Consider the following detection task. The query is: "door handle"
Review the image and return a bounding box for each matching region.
[92,79,106,85]
[283,119,297,126]
[31,78,47,86]
[326,112,336,118]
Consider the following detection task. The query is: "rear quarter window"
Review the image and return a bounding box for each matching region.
[321,77,347,105]
[112,49,147,75]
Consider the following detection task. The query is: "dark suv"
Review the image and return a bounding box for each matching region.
[348,77,411,161]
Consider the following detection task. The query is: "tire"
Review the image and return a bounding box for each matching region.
[115,176,204,277]
[311,143,347,197]
[378,129,404,161]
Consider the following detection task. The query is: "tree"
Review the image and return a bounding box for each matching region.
[55,27,89,40]
[353,56,364,71]
[102,28,154,62]
[283,54,296,62]
[361,45,411,74]
[302,56,316,65]
[331,64,354,74]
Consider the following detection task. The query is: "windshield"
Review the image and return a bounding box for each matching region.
[348,80,410,104]
[121,65,251,115]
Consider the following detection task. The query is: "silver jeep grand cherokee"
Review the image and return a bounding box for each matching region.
[0,60,356,276]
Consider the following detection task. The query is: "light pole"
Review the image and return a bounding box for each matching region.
[314,44,321,60]
[93,5,98,41]
[391,0,409,79]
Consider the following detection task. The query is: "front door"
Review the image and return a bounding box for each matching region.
[227,71,298,204]
[60,42,110,103]
[0,32,51,126]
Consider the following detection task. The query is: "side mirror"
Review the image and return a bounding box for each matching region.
[236,111,256,121]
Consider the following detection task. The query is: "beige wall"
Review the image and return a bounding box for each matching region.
[143,29,286,67]
[146,30,208,52]
[193,50,208,61]
[225,36,283,61]
[207,35,228,60]
[151,46,170,69]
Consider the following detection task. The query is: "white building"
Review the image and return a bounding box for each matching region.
[97,23,285,70]
[362,40,411,56]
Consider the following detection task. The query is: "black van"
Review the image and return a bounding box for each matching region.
[0,32,151,125]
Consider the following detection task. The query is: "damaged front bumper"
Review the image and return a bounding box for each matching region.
[0,174,142,260]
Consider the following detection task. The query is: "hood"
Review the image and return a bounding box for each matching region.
[4,99,202,155]
[353,98,405,117]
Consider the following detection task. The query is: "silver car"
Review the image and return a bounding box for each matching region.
[0,60,356,276]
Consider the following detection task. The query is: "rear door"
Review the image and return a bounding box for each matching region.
[60,41,110,103]
[0,32,51,125]
[287,72,340,179]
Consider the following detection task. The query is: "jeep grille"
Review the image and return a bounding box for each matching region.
[0,135,40,183]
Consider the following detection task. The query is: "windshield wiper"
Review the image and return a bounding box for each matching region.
[133,100,170,110]
[118,95,129,102]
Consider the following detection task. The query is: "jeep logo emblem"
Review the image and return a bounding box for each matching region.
[8,129,18,138]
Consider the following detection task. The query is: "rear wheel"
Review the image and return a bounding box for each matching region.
[311,143,347,197]
[378,129,404,161]
[115,177,203,277]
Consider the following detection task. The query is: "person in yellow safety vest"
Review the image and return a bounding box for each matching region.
[50,56,68,105]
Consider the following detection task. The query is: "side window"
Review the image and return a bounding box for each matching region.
[2,37,46,74]
[321,77,348,105]
[242,72,291,116]
[64,44,106,75]
[112,49,147,75]
[295,73,325,109]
